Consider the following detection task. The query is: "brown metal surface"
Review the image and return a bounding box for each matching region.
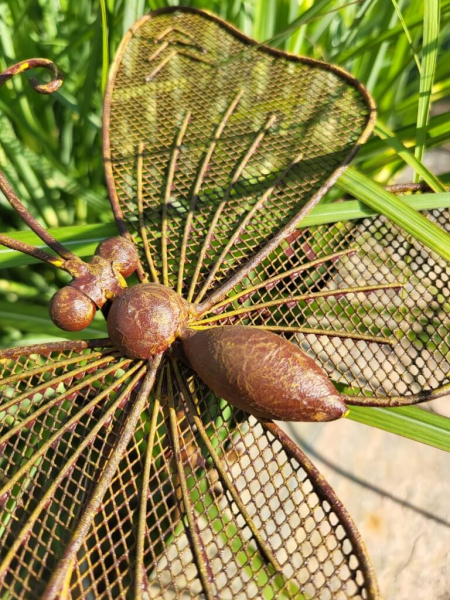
[1,6,449,600]
[0,58,63,95]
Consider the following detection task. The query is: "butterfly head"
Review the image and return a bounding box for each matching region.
[48,236,140,332]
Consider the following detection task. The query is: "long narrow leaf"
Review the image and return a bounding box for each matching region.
[337,167,450,263]
[374,121,447,192]
[99,0,109,95]
[335,0,450,63]
[414,0,440,180]
[0,300,107,338]
[298,192,450,227]
[361,111,450,156]
[390,0,421,73]
[0,223,117,268]
[347,406,450,453]
[218,0,352,66]
[2,193,450,268]
[264,0,335,47]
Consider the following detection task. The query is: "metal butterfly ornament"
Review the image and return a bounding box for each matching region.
[1,7,449,600]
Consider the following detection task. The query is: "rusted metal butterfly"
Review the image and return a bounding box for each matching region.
[1,7,449,600]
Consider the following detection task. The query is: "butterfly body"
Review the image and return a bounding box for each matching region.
[183,325,347,421]
[107,282,188,358]
[103,275,345,422]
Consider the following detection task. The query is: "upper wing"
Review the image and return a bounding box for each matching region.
[104,7,450,402]
[103,6,374,299]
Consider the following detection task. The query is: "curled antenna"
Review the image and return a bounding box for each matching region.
[0,59,85,273]
[0,58,63,94]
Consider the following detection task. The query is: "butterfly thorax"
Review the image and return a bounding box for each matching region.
[106,283,189,359]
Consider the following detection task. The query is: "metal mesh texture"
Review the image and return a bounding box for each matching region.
[209,208,450,398]
[1,6,448,600]
[104,7,447,400]
[0,344,375,600]
[104,7,374,298]
[3,208,449,599]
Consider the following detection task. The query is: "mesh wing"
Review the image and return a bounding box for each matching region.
[0,340,145,597]
[0,346,378,599]
[199,208,450,399]
[68,363,378,599]
[103,6,374,299]
[103,6,447,402]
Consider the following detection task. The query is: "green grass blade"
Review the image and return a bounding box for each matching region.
[390,0,421,73]
[99,0,109,95]
[363,3,397,91]
[0,223,118,268]
[374,121,446,192]
[395,76,450,115]
[347,406,450,453]
[264,0,335,48]
[337,167,450,262]
[375,0,422,115]
[296,192,450,227]
[335,0,450,63]
[0,299,107,339]
[218,0,345,66]
[414,0,440,181]
[3,193,450,269]
[358,113,450,177]
[122,0,145,35]
[361,111,450,156]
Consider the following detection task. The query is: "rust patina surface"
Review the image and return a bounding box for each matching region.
[183,326,347,421]
[1,7,449,600]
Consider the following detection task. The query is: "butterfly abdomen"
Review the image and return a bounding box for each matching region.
[182,325,347,422]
